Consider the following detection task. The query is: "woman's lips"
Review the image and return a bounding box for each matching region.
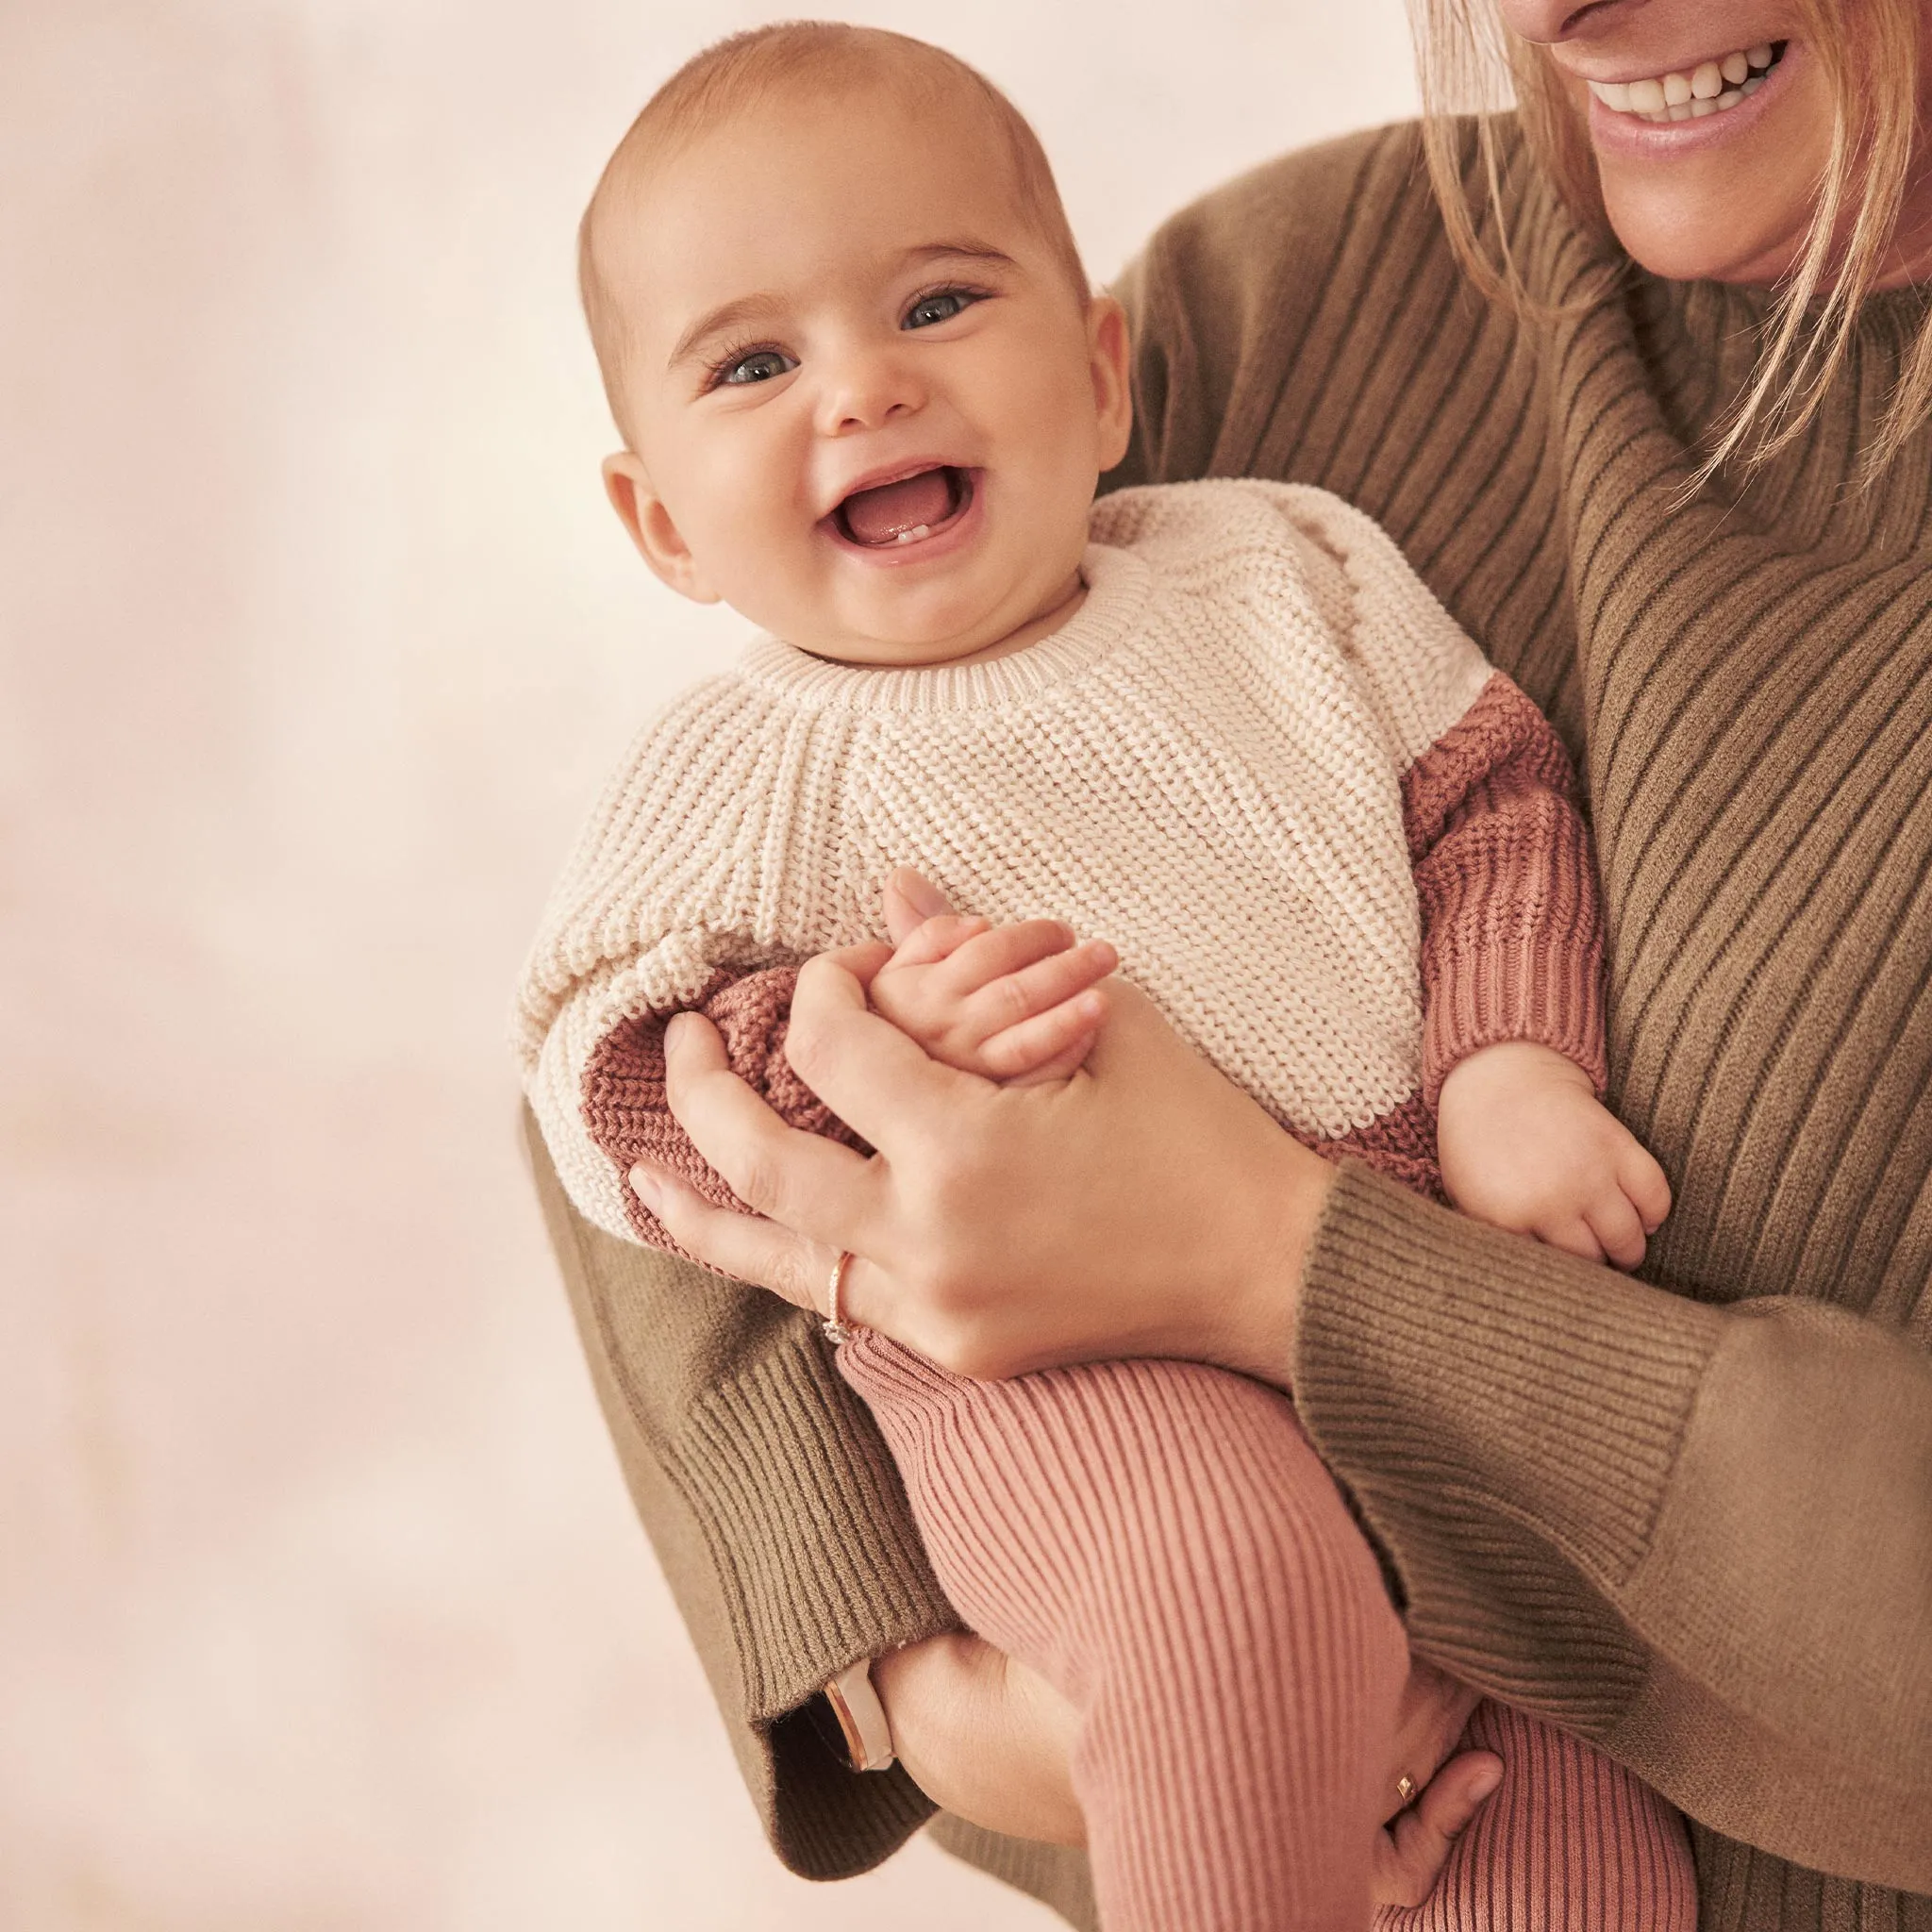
[1584,38,1794,154]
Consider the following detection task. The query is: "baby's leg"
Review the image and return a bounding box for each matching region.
[1374,1701,1697,1932]
[840,1332,1407,1932]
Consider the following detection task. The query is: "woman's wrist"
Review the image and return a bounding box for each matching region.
[1196,1121,1334,1386]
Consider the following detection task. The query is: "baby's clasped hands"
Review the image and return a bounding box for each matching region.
[869,904,1118,1088]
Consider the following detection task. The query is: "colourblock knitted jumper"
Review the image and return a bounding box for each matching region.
[518,479,1607,1241]
[517,479,1696,1930]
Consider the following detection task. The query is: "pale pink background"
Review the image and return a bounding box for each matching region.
[1,4,1418,1924]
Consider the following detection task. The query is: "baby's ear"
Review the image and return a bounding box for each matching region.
[602,454,721,604]
[1086,295,1133,474]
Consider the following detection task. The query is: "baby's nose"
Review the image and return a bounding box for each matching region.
[817,350,925,434]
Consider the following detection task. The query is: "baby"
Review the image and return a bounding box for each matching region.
[520,24,1694,1932]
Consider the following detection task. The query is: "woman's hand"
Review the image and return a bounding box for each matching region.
[626,874,1337,1382]
[1372,1659,1502,1908]
[873,1634,1085,1847]
[875,1633,1501,1903]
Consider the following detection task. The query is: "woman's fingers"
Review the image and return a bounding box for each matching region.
[873,1635,1084,1849]
[660,1008,879,1248]
[630,1165,834,1312]
[1372,1748,1504,1908]
[778,951,986,1151]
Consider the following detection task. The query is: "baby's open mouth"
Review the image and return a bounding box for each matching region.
[834,466,972,547]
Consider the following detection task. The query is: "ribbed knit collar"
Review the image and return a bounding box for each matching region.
[734,541,1151,715]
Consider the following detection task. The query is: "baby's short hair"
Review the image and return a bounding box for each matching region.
[578,22,1089,446]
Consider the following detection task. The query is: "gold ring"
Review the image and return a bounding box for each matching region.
[823,1250,857,1345]
[1395,1774,1418,1807]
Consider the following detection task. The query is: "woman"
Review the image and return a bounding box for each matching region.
[529,1,1932,1925]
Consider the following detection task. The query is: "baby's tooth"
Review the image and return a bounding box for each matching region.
[1662,71,1693,106]
[1746,42,1774,68]
[1628,76,1668,111]
[1722,50,1750,83]
[1691,60,1724,98]
[1592,79,1633,110]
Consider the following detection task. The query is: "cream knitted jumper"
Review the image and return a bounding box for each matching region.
[519,478,1603,1243]
[517,476,1663,1931]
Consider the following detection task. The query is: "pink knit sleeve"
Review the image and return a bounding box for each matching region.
[579,967,865,1251]
[1404,671,1608,1108]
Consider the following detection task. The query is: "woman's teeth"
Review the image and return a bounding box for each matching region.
[1589,42,1781,122]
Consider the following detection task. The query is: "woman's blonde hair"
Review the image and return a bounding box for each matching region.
[1408,0,1932,483]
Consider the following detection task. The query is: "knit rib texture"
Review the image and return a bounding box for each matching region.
[841,1329,1696,1932]
[1109,117,1932,1921]
[841,1337,1408,1931]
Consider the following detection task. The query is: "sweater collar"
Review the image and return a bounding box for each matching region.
[735,539,1152,714]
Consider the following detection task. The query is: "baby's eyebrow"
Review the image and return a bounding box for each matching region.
[903,241,1019,275]
[668,293,787,371]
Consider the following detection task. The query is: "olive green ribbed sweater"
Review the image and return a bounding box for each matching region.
[525,118,1932,1932]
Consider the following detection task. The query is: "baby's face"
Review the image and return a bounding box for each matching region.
[599,86,1131,667]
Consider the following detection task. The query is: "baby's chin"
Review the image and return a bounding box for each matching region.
[791,625,1011,671]
[811,565,1090,670]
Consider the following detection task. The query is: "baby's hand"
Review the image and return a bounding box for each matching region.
[1436,1041,1672,1269]
[870,910,1118,1086]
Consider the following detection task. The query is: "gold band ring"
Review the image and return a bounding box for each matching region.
[823,1251,857,1346]
[1395,1774,1418,1808]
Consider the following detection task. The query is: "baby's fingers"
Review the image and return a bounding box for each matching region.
[1622,1142,1673,1232]
[932,918,1091,1000]
[1539,1216,1607,1267]
[956,934,1118,1040]
[979,986,1109,1084]
[884,912,992,971]
[1584,1191,1649,1271]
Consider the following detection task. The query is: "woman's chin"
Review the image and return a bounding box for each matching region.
[1595,175,1812,286]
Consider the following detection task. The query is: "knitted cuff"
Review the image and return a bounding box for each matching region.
[1421,925,1609,1107]
[1292,1162,1720,1596]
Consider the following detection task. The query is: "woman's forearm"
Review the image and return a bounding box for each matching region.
[1295,1162,1932,1893]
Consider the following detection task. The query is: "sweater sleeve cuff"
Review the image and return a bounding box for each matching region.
[525,1108,958,1878]
[1292,1162,1723,1597]
[1420,925,1609,1106]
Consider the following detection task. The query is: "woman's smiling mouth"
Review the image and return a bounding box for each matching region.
[1587,40,1784,123]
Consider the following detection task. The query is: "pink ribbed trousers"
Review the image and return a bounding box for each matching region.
[839,1336,1694,1932]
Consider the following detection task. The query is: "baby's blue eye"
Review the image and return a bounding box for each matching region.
[718,348,795,386]
[904,289,976,329]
